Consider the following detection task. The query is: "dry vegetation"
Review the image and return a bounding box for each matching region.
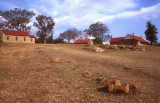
[0,43,160,103]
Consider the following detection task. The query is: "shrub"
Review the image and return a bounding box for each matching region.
[93,38,102,44]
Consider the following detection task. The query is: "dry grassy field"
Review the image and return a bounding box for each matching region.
[0,43,160,103]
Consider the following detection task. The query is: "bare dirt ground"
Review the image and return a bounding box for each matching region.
[0,43,160,103]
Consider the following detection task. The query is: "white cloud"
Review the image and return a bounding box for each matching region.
[27,0,160,37]
[98,3,160,22]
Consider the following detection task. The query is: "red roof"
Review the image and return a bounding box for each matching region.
[29,35,36,38]
[110,37,124,43]
[74,39,90,44]
[128,34,148,43]
[1,30,30,36]
[110,34,148,43]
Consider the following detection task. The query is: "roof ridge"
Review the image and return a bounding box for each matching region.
[2,30,30,36]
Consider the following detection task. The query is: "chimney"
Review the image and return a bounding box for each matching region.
[132,32,134,35]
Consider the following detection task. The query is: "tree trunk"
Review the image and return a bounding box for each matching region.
[151,41,152,45]
[44,37,46,44]
[68,39,70,44]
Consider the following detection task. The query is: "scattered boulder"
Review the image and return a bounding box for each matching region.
[106,45,146,51]
[129,84,138,93]
[141,47,146,51]
[39,50,43,54]
[88,39,93,46]
[96,77,107,85]
[118,45,126,50]
[46,55,50,59]
[99,44,106,48]
[35,47,41,49]
[92,47,105,53]
[112,80,121,87]
[113,84,130,94]
[82,70,92,78]
[124,66,131,70]
[105,82,115,92]
[50,58,60,63]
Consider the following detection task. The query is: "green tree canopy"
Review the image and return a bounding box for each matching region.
[144,21,158,45]
[33,15,55,44]
[0,8,35,32]
[84,21,109,41]
[60,28,81,44]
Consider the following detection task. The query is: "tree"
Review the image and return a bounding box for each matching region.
[78,32,86,40]
[93,38,102,44]
[71,28,82,43]
[60,31,72,44]
[53,37,64,44]
[33,15,55,44]
[144,21,158,45]
[84,21,109,40]
[103,34,111,42]
[0,16,10,46]
[0,8,35,32]
[60,28,81,44]
[47,36,54,44]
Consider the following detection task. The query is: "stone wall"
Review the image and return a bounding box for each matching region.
[119,39,138,45]
[111,39,146,45]
[2,33,35,43]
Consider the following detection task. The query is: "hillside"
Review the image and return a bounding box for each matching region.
[0,43,160,103]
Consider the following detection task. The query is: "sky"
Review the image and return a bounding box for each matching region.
[0,0,160,42]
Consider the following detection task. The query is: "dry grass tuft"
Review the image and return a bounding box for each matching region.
[82,70,92,78]
[96,77,107,85]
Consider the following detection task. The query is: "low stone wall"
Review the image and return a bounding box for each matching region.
[2,34,35,43]
[99,44,146,51]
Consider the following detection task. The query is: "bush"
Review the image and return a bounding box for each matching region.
[53,37,65,44]
[35,38,44,43]
[47,36,54,43]
[36,37,65,44]
[93,38,102,44]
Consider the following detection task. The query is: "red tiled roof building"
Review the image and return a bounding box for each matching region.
[110,34,149,45]
[74,39,90,44]
[1,30,36,43]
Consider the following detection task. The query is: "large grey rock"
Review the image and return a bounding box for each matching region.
[88,39,93,46]
[92,47,105,53]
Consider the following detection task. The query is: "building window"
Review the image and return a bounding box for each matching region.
[31,39,32,42]
[7,36,9,40]
[16,36,18,41]
[24,37,26,41]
